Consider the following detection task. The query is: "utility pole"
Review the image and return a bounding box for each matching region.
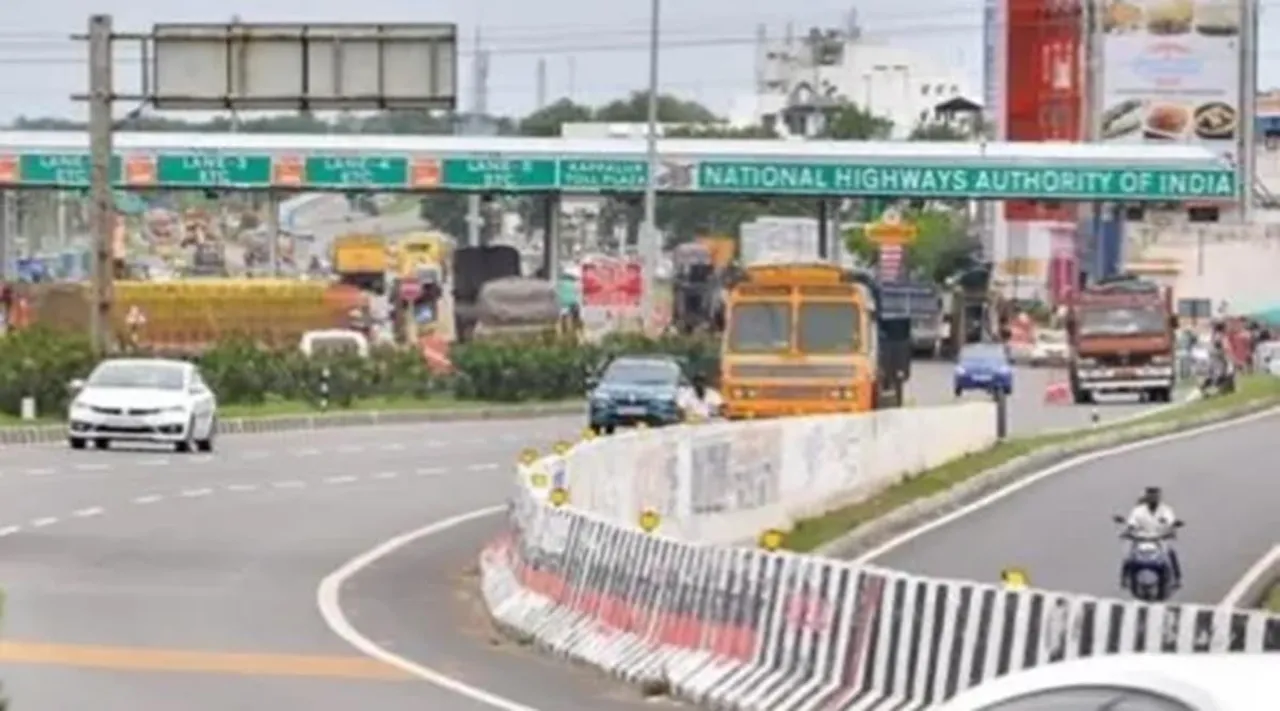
[87,15,115,354]
[463,27,490,248]
[639,0,661,327]
[535,58,547,111]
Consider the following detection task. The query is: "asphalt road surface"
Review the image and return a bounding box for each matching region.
[0,414,663,711]
[907,361,1166,437]
[871,407,1280,605]
[0,362,1174,711]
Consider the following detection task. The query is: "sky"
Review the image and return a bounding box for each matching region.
[2,1,1280,125]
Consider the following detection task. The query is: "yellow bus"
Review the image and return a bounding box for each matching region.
[720,262,908,419]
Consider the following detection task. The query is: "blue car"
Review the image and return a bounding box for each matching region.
[954,343,1014,397]
[588,355,687,434]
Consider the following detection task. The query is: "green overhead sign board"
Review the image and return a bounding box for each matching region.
[0,150,1237,201]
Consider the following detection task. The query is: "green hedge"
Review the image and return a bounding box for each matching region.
[0,327,721,417]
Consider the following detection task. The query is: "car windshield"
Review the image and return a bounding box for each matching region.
[1078,306,1167,336]
[961,345,1007,365]
[602,359,679,387]
[729,302,791,353]
[797,302,861,354]
[87,361,186,390]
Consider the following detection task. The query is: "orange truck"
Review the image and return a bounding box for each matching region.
[1066,275,1177,404]
[719,262,911,419]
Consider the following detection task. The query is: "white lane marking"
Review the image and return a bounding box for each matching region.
[272,480,306,489]
[855,405,1280,564]
[190,455,214,464]
[294,448,322,456]
[379,443,405,452]
[423,441,444,448]
[72,507,104,518]
[133,495,163,505]
[416,467,446,476]
[325,475,357,485]
[316,505,540,711]
[1220,544,1280,608]
[25,467,55,476]
[181,488,213,498]
[373,471,399,480]
[0,526,19,537]
[31,517,58,528]
[138,459,171,467]
[467,463,499,472]
[336,445,364,454]
[226,483,259,492]
[74,463,111,472]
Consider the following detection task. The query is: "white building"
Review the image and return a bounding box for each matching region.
[729,10,977,139]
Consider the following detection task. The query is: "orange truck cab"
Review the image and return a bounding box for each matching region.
[1066,275,1178,404]
[720,262,911,419]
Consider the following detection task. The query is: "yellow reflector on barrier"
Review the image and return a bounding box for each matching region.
[638,509,660,533]
[518,448,538,465]
[548,487,569,507]
[759,529,785,551]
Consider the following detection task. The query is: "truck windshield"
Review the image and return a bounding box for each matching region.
[728,302,791,353]
[798,302,861,353]
[1078,306,1167,336]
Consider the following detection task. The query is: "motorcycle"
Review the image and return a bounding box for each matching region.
[1112,515,1183,602]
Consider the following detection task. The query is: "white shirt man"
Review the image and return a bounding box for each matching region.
[678,386,724,421]
[1123,502,1179,538]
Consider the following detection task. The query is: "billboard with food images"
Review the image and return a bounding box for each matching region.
[1097,0,1242,164]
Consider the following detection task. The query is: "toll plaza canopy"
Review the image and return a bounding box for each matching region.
[0,130,1237,202]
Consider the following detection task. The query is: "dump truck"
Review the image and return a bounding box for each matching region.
[331,233,389,292]
[1066,275,1177,404]
[452,245,523,342]
[20,279,366,351]
[719,262,911,419]
[939,265,1003,359]
[880,280,945,357]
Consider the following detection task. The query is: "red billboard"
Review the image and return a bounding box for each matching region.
[581,258,642,309]
[1003,0,1084,223]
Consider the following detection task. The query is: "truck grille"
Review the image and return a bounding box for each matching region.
[730,364,856,379]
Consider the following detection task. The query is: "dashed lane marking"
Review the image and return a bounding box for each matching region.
[416,467,445,476]
[72,507,104,518]
[181,488,213,498]
[0,641,412,680]
[133,494,163,505]
[31,517,58,528]
[467,463,499,472]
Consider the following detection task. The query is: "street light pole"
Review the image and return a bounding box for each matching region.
[640,0,661,331]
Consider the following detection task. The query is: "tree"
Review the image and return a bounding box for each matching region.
[519,99,592,136]
[594,92,719,123]
[909,122,974,141]
[843,209,977,283]
[820,103,893,140]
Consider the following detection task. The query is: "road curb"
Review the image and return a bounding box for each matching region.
[816,395,1280,560]
[0,401,585,447]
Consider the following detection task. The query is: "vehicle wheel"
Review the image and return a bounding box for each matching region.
[93,438,110,450]
[68,437,87,450]
[1072,388,1093,405]
[175,416,196,453]
[604,424,616,435]
[1153,387,1172,403]
[953,387,962,398]
[196,416,216,453]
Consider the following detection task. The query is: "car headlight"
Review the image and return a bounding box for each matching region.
[954,366,967,375]
[69,400,90,412]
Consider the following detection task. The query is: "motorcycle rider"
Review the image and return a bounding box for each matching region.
[1119,486,1182,590]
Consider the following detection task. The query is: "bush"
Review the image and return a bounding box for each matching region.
[0,329,717,417]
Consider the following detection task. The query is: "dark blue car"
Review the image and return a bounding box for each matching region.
[588,356,687,434]
[954,343,1014,397]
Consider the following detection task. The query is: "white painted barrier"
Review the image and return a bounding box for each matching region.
[559,403,998,545]
[482,410,1280,710]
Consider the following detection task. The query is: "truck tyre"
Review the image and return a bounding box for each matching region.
[1072,388,1093,405]
[1153,387,1173,403]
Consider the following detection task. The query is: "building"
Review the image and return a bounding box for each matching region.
[729,9,977,139]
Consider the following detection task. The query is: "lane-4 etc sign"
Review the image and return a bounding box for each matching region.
[0,151,1237,201]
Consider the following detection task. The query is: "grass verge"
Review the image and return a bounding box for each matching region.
[1266,581,1280,613]
[0,396,583,427]
[786,375,1280,553]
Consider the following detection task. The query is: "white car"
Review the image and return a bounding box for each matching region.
[67,358,218,452]
[937,653,1279,710]
[1028,328,1070,366]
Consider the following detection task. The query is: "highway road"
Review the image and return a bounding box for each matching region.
[870,407,1280,605]
[906,361,1163,436]
[0,414,658,710]
[0,361,1171,710]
